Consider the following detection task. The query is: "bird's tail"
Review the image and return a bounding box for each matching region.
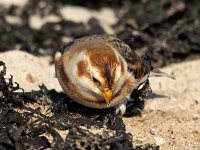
[141,55,175,80]
[150,68,175,79]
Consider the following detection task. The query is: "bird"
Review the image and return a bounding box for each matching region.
[55,35,174,115]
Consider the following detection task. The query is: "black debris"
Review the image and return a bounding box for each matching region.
[0,61,157,149]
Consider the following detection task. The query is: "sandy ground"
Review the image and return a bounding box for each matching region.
[0,50,199,149]
[124,60,200,149]
[0,0,28,7]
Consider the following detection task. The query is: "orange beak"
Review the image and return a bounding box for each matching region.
[102,90,112,104]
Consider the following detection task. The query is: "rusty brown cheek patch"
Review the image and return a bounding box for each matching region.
[76,60,90,78]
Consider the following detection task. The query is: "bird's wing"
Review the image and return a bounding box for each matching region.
[93,35,175,80]
[57,35,174,81]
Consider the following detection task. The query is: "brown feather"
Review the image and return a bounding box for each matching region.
[84,41,120,88]
[76,60,90,78]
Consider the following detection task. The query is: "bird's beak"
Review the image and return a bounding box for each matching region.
[102,90,112,104]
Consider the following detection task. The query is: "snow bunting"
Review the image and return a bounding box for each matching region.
[55,35,174,115]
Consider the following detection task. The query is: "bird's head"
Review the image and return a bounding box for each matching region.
[73,41,127,105]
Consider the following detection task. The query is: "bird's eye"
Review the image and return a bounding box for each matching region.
[92,77,100,84]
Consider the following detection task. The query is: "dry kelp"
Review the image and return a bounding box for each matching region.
[0,61,158,150]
